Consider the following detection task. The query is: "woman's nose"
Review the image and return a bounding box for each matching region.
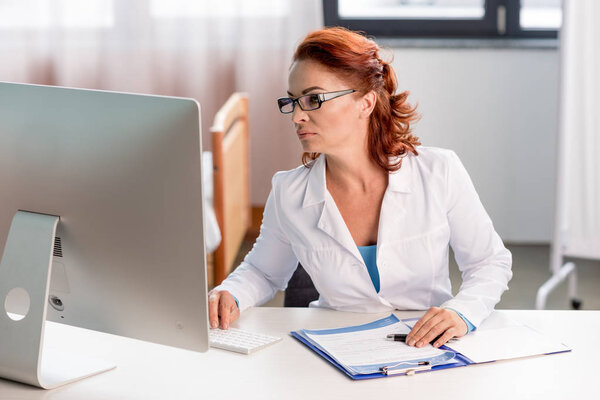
[291,105,309,124]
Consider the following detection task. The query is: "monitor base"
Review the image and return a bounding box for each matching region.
[0,211,115,389]
[40,347,115,389]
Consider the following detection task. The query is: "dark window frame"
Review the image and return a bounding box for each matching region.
[323,0,559,39]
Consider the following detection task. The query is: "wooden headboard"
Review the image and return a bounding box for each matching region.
[210,93,251,286]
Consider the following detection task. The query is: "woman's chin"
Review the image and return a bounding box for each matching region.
[300,143,319,153]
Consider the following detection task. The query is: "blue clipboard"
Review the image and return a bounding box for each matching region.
[290,314,473,380]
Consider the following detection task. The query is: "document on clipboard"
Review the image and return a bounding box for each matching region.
[291,314,458,379]
[290,312,571,380]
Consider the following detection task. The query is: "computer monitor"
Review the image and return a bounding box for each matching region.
[0,81,209,388]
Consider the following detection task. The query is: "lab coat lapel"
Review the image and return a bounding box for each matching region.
[374,156,413,304]
[377,156,412,250]
[302,156,364,264]
[318,195,365,263]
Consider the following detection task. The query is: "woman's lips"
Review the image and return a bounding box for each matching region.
[297,131,316,139]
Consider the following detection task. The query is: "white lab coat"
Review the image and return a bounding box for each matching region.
[215,146,512,327]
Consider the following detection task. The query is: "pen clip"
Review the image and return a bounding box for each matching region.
[381,361,431,376]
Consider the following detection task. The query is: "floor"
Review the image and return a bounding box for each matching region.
[232,240,600,310]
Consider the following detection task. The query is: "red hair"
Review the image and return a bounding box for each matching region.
[293,27,420,171]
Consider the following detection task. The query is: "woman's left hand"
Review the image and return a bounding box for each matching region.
[405,307,468,348]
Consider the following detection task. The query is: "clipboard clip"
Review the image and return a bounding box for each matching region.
[380,361,431,376]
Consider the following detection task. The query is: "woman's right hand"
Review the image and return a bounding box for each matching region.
[208,289,240,330]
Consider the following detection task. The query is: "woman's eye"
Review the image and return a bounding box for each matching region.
[308,94,320,106]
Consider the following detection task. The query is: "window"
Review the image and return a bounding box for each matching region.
[519,0,561,30]
[323,0,561,39]
[150,0,290,19]
[0,0,114,29]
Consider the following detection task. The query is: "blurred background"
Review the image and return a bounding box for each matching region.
[1,0,598,310]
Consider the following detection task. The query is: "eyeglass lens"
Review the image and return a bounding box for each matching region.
[278,94,321,113]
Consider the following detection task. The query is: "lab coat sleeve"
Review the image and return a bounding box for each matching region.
[439,151,513,328]
[213,172,299,311]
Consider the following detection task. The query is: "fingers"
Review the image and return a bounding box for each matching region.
[406,307,466,348]
[413,318,450,348]
[406,307,442,346]
[207,290,240,330]
[208,290,221,329]
[432,328,457,348]
[407,307,439,339]
[219,291,240,329]
[219,296,233,330]
[421,321,452,348]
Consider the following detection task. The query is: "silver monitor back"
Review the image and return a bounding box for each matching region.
[0,81,208,352]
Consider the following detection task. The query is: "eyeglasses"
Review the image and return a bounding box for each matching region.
[277,89,356,114]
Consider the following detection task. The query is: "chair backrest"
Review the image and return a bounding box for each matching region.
[284,263,319,307]
[210,93,251,285]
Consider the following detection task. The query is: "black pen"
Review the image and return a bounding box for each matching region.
[386,333,444,345]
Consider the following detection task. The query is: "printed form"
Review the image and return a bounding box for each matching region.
[304,317,448,368]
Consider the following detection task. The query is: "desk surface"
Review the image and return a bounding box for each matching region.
[0,308,596,399]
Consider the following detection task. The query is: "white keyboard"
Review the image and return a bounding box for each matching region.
[209,327,282,354]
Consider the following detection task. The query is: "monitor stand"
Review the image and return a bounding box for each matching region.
[0,211,115,389]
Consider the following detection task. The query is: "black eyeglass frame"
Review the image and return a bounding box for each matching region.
[277,89,356,114]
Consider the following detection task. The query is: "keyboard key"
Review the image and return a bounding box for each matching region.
[209,327,282,354]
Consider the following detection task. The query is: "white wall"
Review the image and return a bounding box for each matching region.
[249,46,560,244]
[390,47,559,243]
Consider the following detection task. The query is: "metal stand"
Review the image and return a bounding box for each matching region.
[536,2,586,311]
[535,261,581,310]
[0,211,115,389]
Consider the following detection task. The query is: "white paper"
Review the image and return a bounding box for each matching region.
[446,313,570,363]
[305,320,447,367]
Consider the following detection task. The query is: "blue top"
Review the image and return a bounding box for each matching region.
[357,245,380,293]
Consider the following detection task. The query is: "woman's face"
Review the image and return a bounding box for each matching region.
[287,59,368,155]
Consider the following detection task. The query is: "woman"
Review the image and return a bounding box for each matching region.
[208,27,512,349]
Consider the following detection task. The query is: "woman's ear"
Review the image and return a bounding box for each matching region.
[359,90,377,119]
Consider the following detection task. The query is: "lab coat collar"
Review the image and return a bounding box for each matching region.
[301,155,361,263]
[302,154,412,209]
[387,154,413,193]
[302,155,327,208]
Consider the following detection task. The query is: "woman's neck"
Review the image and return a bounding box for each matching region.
[325,150,387,194]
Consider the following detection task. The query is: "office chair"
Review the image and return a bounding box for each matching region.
[284,263,319,307]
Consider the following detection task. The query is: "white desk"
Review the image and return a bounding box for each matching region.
[0,308,596,399]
